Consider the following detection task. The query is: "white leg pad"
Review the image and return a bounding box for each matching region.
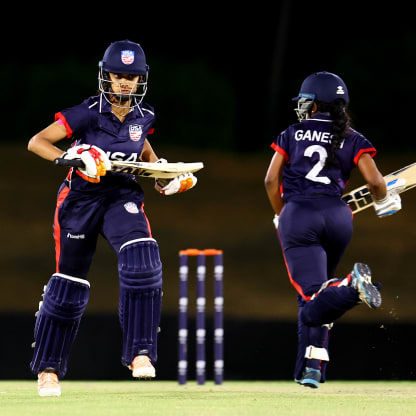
[305,345,329,361]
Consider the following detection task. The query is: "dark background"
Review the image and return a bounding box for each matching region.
[1,2,416,381]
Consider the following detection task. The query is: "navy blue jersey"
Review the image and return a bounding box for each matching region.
[271,114,376,201]
[55,94,156,195]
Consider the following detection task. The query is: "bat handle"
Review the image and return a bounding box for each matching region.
[54,158,85,168]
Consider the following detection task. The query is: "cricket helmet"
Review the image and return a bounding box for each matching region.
[98,40,149,107]
[293,71,349,121]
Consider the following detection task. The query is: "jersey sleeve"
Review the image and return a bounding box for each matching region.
[55,100,91,139]
[271,128,290,162]
[349,130,377,165]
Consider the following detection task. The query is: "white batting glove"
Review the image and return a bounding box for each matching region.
[373,177,405,218]
[273,214,279,230]
[62,144,111,183]
[155,173,197,195]
[374,193,401,217]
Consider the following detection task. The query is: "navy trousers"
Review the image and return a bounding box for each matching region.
[54,184,153,278]
[278,196,359,381]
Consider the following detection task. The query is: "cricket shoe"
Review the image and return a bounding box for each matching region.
[130,355,156,379]
[350,263,382,308]
[38,368,61,397]
[295,367,321,389]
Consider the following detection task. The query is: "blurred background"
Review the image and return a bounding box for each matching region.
[1,2,416,381]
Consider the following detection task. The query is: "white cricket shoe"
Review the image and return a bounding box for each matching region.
[38,368,61,397]
[130,355,156,379]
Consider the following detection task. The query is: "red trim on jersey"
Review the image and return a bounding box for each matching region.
[277,230,311,302]
[141,202,153,238]
[148,128,155,135]
[55,112,73,138]
[271,143,290,163]
[353,147,376,165]
[54,186,70,273]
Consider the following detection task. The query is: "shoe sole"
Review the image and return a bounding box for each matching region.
[353,263,381,308]
[132,368,156,379]
[295,378,319,389]
[301,378,319,388]
[38,389,61,397]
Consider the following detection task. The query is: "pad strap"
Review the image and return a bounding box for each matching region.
[305,345,330,361]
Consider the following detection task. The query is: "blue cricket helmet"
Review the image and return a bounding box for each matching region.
[98,40,149,108]
[294,71,349,104]
[99,40,149,75]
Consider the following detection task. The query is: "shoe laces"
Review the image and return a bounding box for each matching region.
[132,355,152,369]
[38,371,59,388]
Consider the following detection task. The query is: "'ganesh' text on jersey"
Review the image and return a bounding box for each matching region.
[294,129,344,148]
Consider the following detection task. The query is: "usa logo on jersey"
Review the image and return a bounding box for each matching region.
[124,202,139,214]
[129,124,143,141]
[121,50,135,65]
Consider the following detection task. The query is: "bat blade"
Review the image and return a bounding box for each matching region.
[54,158,204,179]
[110,161,204,178]
[342,162,416,214]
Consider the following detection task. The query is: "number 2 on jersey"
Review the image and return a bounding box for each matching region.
[304,145,331,184]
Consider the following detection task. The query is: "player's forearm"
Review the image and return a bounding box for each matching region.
[140,139,158,162]
[265,182,284,215]
[357,153,386,200]
[28,134,65,162]
[367,179,387,201]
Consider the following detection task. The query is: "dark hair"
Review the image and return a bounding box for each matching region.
[316,99,351,168]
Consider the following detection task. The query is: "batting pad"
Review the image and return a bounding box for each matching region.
[118,239,163,366]
[305,345,330,361]
[30,274,90,378]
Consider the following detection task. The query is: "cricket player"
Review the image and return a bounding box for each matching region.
[265,71,402,388]
[27,40,197,396]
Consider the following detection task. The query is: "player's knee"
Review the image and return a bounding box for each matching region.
[39,274,90,320]
[118,238,162,290]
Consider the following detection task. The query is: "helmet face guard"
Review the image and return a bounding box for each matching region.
[294,94,315,122]
[98,68,148,108]
[98,40,149,108]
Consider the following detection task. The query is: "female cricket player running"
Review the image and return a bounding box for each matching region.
[265,71,402,388]
[28,40,197,396]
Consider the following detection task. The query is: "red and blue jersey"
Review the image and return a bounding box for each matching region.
[271,113,376,201]
[55,94,156,194]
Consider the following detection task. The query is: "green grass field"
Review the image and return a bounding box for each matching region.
[1,380,415,416]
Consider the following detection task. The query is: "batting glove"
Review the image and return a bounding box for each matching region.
[273,214,279,230]
[155,173,197,195]
[62,144,111,183]
[154,158,198,195]
[155,173,198,195]
[373,177,405,218]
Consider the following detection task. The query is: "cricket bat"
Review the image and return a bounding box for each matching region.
[342,162,416,214]
[54,158,204,179]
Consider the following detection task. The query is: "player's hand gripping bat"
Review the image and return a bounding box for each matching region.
[342,162,416,214]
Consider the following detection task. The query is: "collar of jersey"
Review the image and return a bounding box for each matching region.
[308,112,332,122]
[98,94,142,118]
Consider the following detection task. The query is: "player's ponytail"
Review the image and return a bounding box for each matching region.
[317,99,350,168]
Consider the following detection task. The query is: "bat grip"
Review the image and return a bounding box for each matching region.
[54,158,85,168]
